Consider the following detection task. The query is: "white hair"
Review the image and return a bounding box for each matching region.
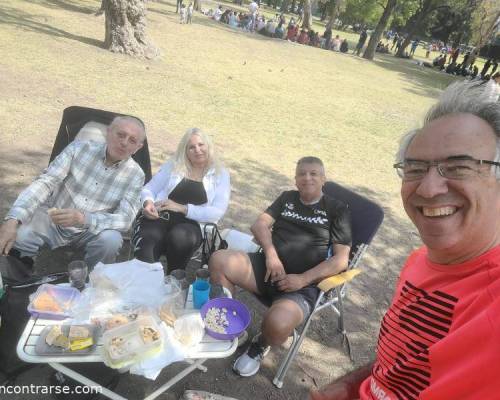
[396,82,500,179]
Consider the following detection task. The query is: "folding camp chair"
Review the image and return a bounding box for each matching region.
[222,181,384,388]
[50,105,152,182]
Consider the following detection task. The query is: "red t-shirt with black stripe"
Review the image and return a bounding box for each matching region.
[360,245,500,400]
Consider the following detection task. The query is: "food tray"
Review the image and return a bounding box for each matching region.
[28,284,81,319]
[101,315,163,369]
[35,324,99,355]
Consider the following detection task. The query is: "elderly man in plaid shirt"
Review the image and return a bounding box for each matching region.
[0,116,146,268]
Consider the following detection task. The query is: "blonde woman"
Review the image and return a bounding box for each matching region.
[133,128,230,270]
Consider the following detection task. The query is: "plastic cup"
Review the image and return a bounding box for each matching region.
[170,269,189,290]
[193,280,210,309]
[68,260,88,290]
[195,268,210,282]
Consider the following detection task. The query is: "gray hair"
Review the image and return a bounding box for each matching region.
[296,156,325,175]
[108,116,146,142]
[172,128,219,176]
[396,82,500,179]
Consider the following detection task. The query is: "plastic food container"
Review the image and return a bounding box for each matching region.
[28,284,81,319]
[101,315,163,369]
[200,298,251,340]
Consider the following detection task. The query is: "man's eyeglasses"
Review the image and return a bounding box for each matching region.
[393,157,500,181]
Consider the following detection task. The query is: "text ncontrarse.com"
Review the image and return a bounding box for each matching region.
[0,384,102,395]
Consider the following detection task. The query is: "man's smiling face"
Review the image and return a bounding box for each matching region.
[401,113,500,263]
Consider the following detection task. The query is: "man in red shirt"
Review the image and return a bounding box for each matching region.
[310,82,500,400]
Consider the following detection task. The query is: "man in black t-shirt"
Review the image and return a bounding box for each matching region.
[209,157,352,377]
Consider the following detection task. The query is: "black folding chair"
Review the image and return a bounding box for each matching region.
[223,181,384,388]
[50,106,152,182]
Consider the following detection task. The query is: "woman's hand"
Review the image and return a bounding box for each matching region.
[155,199,187,215]
[143,200,159,220]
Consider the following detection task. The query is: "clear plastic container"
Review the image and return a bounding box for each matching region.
[28,284,81,319]
[101,315,163,369]
[174,313,204,347]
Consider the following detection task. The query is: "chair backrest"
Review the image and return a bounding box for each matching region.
[323,181,384,260]
[49,106,152,183]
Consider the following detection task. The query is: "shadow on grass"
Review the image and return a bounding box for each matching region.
[23,0,96,15]
[0,5,103,48]
[0,148,49,217]
[372,54,458,98]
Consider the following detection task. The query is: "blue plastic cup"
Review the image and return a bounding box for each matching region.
[193,280,210,309]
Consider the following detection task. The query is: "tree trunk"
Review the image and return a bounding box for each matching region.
[363,0,398,60]
[103,0,158,59]
[395,0,433,57]
[281,0,290,13]
[302,0,312,29]
[194,0,200,11]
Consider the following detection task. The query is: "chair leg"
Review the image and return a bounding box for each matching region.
[272,330,298,388]
[336,289,353,361]
[273,293,325,388]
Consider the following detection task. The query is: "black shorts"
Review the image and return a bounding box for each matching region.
[248,252,319,320]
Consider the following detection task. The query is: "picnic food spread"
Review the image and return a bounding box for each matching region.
[27,262,251,374]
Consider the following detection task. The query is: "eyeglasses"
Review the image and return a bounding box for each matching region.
[393,157,500,181]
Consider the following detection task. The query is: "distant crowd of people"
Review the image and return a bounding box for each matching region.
[201,2,350,53]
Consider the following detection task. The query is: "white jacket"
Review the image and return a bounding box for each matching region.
[141,160,230,223]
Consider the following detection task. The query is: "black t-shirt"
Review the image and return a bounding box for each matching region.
[265,190,352,274]
[168,178,207,206]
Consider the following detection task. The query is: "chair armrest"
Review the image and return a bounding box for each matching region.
[317,268,361,293]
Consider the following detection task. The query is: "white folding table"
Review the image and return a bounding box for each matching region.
[17,286,237,400]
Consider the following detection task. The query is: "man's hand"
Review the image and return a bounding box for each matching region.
[142,200,159,220]
[274,273,306,292]
[49,209,85,227]
[0,219,18,255]
[264,251,286,283]
[308,382,353,400]
[155,199,187,215]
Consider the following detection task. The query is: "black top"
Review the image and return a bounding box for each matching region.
[266,190,352,274]
[168,178,207,205]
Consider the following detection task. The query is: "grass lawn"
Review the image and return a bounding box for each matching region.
[0,0,458,226]
[0,0,462,397]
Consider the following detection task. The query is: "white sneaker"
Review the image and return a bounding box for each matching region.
[233,336,271,377]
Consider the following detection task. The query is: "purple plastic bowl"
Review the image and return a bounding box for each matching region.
[200,298,251,340]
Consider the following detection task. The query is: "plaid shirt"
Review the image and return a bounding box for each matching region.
[7,141,145,234]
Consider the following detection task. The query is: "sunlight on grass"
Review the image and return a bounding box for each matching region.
[0,0,458,227]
